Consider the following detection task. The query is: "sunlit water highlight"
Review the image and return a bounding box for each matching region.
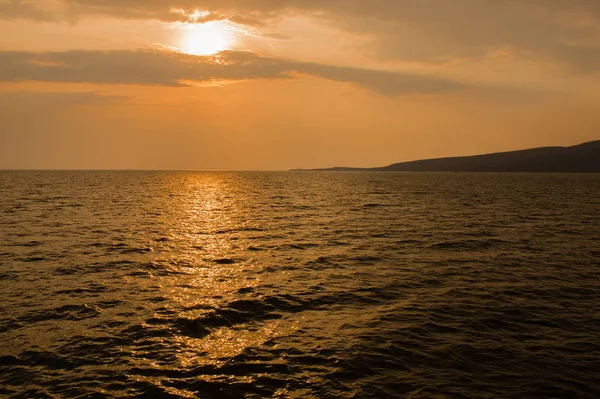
[1,171,599,398]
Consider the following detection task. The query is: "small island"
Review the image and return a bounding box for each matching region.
[291,140,600,173]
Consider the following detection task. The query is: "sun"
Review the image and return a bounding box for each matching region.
[181,21,233,56]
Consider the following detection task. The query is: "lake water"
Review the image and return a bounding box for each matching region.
[1,171,599,398]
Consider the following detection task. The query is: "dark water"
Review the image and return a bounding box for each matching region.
[1,171,600,398]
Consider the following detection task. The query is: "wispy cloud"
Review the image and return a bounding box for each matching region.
[0,49,464,95]
[0,90,130,107]
[3,1,598,71]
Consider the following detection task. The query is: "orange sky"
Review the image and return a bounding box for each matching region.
[1,0,599,170]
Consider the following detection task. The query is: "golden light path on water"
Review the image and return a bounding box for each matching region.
[145,175,299,376]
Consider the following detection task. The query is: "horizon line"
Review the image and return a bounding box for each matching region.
[2,139,598,173]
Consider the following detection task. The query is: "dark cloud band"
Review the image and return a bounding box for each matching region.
[0,49,464,95]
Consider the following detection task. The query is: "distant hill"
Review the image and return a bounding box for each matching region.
[291,140,600,173]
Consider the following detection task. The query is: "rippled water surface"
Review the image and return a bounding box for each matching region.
[1,171,600,398]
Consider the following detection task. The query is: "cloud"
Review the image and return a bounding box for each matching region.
[0,0,58,21]
[3,1,598,72]
[0,49,464,95]
[295,62,462,96]
[3,1,599,74]
[0,90,130,107]
[0,0,281,24]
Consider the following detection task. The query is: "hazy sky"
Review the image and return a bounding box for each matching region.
[1,0,599,170]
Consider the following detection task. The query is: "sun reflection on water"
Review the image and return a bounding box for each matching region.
[174,320,281,367]
[151,174,274,365]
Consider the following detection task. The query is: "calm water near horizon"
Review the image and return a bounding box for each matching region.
[1,171,599,398]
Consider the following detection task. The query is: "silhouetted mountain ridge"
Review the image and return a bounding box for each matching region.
[291,140,600,173]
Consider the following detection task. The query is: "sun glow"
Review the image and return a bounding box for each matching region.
[181,21,234,56]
